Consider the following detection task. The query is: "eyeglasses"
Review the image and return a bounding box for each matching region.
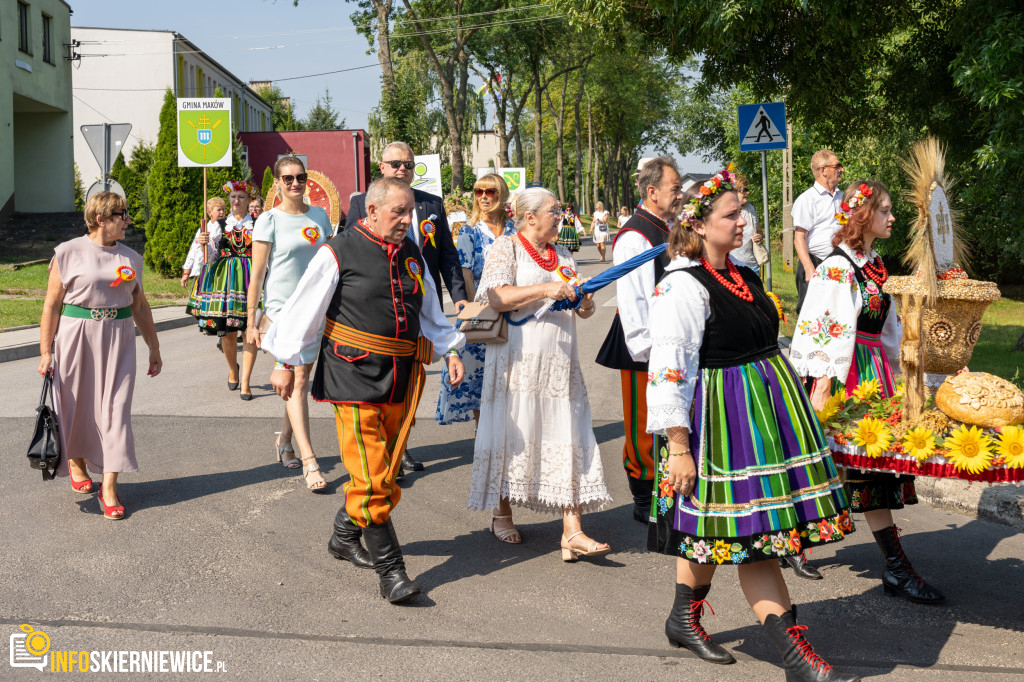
[384,160,415,170]
[533,208,561,218]
[474,187,497,198]
[820,163,843,170]
[109,209,130,221]
[280,173,308,185]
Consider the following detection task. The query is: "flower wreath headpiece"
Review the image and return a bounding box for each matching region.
[679,165,738,231]
[834,183,873,226]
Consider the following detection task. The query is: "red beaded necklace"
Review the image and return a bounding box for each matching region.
[862,256,888,287]
[700,257,754,302]
[518,232,558,271]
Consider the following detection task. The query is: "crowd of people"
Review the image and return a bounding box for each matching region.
[40,139,944,681]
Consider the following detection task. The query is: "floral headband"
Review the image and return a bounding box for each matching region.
[679,167,738,230]
[834,183,873,226]
[223,180,258,198]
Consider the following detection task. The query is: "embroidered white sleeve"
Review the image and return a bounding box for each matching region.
[881,297,903,376]
[788,256,860,380]
[475,235,517,302]
[614,231,655,362]
[646,270,709,434]
[419,266,466,362]
[263,247,337,366]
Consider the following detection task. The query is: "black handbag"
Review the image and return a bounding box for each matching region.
[27,372,61,480]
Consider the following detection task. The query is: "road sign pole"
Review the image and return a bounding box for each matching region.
[761,150,772,291]
[102,124,111,193]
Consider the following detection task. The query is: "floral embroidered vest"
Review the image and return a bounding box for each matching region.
[828,247,891,336]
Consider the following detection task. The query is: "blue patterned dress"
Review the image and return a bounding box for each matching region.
[436,219,517,424]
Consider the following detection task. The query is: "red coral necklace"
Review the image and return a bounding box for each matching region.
[700,258,754,302]
[862,256,888,287]
[518,233,558,271]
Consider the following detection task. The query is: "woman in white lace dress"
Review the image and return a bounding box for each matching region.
[469,187,612,559]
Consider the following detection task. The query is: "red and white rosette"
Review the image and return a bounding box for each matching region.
[419,219,436,248]
[109,265,137,288]
[405,257,424,294]
[301,225,320,246]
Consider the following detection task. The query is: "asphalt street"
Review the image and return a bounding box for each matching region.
[1,241,1022,680]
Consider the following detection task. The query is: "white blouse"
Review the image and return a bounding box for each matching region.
[263,244,465,367]
[181,213,252,273]
[788,242,902,381]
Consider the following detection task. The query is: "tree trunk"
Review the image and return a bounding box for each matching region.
[592,143,600,211]
[544,72,569,203]
[584,95,593,214]
[573,69,586,211]
[375,0,396,94]
[532,54,543,184]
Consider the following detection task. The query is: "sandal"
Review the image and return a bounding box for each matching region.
[98,490,125,521]
[302,457,327,493]
[274,433,300,469]
[560,531,610,562]
[490,514,522,544]
[70,473,94,494]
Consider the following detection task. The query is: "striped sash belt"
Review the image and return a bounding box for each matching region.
[855,330,882,347]
[323,318,433,447]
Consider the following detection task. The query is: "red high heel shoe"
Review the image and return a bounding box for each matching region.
[70,474,94,494]
[98,490,125,521]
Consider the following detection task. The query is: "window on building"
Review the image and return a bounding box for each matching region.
[18,2,31,54]
[42,13,52,63]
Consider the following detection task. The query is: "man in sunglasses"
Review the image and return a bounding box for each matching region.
[345,141,468,475]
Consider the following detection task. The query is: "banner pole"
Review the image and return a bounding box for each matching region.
[202,166,209,265]
[761,149,772,291]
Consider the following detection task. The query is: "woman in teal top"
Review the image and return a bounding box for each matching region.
[247,156,331,492]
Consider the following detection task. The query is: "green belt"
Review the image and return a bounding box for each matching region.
[61,304,133,321]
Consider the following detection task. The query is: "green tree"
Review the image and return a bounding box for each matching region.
[73,163,85,212]
[304,89,345,130]
[252,83,301,131]
[261,166,274,199]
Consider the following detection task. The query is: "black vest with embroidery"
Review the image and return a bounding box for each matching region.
[595,208,672,371]
[311,223,426,405]
[828,247,892,336]
[679,264,780,369]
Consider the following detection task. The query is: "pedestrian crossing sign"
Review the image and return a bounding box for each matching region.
[738,102,787,152]
[177,98,233,167]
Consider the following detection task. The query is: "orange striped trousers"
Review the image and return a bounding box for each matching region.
[334,402,414,527]
[620,370,656,480]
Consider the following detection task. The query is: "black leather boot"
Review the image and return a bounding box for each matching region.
[872,525,944,604]
[627,477,654,524]
[327,507,374,569]
[402,451,424,471]
[762,607,860,681]
[779,552,823,580]
[664,583,735,664]
[362,520,421,603]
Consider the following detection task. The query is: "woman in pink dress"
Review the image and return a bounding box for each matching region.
[37,192,162,520]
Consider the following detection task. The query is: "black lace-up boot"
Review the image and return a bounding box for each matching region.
[762,607,860,681]
[779,551,823,580]
[872,525,945,604]
[664,583,735,664]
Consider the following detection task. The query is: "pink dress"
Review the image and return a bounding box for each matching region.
[51,235,143,476]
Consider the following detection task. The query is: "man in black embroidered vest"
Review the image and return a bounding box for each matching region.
[346,141,467,475]
[264,177,466,603]
[596,157,681,523]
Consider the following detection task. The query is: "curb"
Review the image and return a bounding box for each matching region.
[0,314,196,364]
[916,477,1024,530]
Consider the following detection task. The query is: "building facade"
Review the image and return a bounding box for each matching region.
[71,28,272,186]
[1,0,74,219]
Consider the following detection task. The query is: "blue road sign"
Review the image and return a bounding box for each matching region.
[738,102,787,151]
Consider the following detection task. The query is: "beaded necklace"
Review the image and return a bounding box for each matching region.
[699,257,754,302]
[862,256,888,287]
[517,232,558,271]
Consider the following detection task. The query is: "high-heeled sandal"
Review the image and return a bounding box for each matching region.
[98,490,125,521]
[70,472,94,494]
[274,432,300,469]
[302,457,327,493]
[560,531,611,562]
[490,514,522,544]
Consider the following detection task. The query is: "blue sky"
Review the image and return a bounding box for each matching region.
[69,0,714,172]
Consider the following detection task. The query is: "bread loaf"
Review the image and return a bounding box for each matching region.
[935,372,1024,427]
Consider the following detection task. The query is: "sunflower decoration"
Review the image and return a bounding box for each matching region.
[995,425,1024,469]
[902,426,937,463]
[853,416,893,457]
[852,378,881,402]
[943,425,994,474]
[765,291,790,332]
[815,391,847,426]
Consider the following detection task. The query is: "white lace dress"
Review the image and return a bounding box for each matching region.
[468,235,612,513]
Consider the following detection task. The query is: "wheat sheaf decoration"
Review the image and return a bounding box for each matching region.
[900,137,969,303]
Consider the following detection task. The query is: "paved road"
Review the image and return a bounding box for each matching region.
[2,242,1022,680]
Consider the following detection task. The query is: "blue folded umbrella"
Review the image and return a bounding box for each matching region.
[550,243,667,311]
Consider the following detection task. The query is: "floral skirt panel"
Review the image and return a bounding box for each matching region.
[845,472,917,512]
[187,256,253,336]
[435,341,487,424]
[649,352,854,565]
[556,225,580,252]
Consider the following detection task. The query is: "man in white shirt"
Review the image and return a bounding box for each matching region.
[792,149,844,314]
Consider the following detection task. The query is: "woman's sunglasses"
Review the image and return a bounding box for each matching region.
[109,209,131,221]
[280,173,308,185]
[474,187,497,198]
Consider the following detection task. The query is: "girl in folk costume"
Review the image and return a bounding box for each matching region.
[556,203,583,252]
[648,169,858,681]
[790,180,944,605]
[186,181,260,399]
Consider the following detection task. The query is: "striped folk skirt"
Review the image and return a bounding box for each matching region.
[556,225,580,251]
[649,352,854,565]
[187,255,252,336]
